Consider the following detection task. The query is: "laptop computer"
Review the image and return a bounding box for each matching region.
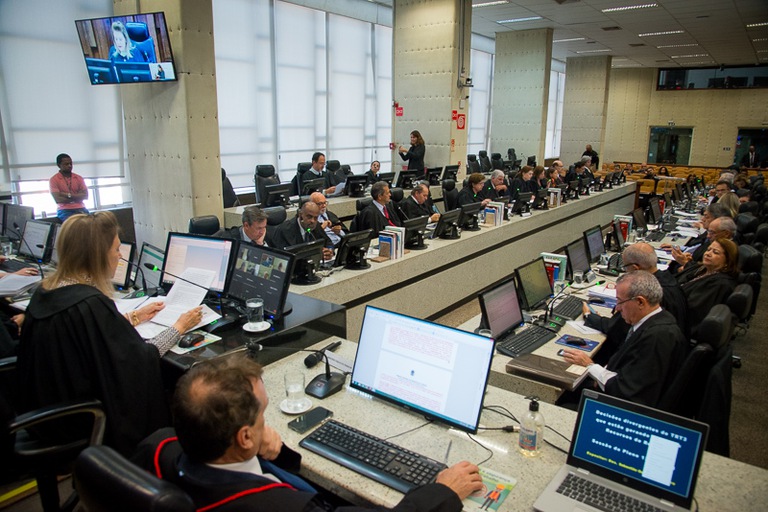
[534,390,708,512]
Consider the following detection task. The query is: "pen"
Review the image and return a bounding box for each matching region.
[444,440,453,465]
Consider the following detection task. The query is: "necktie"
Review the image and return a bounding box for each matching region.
[383,206,395,226]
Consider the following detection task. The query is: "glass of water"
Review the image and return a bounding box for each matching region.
[243,297,269,332]
[283,372,310,414]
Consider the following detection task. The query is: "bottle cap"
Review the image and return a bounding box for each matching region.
[527,396,540,412]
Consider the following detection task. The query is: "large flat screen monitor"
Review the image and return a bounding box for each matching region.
[431,207,461,239]
[4,204,34,241]
[228,244,294,320]
[333,230,372,269]
[377,172,395,188]
[583,225,605,264]
[49,224,62,266]
[18,220,54,262]
[514,257,552,311]
[648,196,662,224]
[112,242,136,289]
[75,12,177,85]
[161,232,237,294]
[442,165,459,182]
[566,238,592,278]
[137,242,165,290]
[345,175,368,197]
[351,306,495,434]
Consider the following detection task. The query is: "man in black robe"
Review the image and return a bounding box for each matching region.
[356,181,402,239]
[398,183,440,222]
[272,201,333,260]
[134,356,482,512]
[479,170,508,201]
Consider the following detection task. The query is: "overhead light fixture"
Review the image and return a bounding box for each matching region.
[758,50,768,53]
[553,37,586,43]
[753,38,768,42]
[746,22,768,28]
[671,54,709,59]
[576,49,612,54]
[473,1,508,7]
[602,3,657,13]
[638,30,684,37]
[683,61,714,65]
[657,43,698,48]
[497,16,542,24]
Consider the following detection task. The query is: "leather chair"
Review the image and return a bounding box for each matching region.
[490,153,504,170]
[467,154,481,174]
[478,150,492,173]
[325,160,345,187]
[735,213,759,243]
[263,206,287,247]
[254,164,280,205]
[727,283,754,332]
[737,271,761,318]
[751,223,768,254]
[389,187,404,205]
[349,197,374,232]
[124,22,156,63]
[292,162,313,196]
[658,343,714,417]
[221,168,239,208]
[75,445,195,512]
[737,244,763,274]
[188,215,220,236]
[698,337,734,457]
[738,201,759,215]
[442,179,459,211]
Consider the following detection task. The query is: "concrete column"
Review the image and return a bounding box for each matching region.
[560,56,611,169]
[393,0,471,175]
[114,0,222,247]
[490,28,552,165]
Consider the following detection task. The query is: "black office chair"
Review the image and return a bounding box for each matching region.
[658,343,713,417]
[478,150,492,173]
[188,215,220,236]
[738,201,759,215]
[124,22,156,63]
[221,168,239,208]
[735,213,759,243]
[467,154,481,174]
[349,197,374,232]
[698,340,734,457]
[254,164,280,205]
[727,283,754,334]
[490,153,504,170]
[737,244,763,274]
[442,179,459,212]
[75,445,195,512]
[262,206,287,247]
[291,162,313,196]
[751,223,768,254]
[389,187,404,205]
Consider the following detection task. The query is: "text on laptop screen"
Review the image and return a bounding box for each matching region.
[515,257,552,310]
[19,220,53,261]
[137,242,165,290]
[227,243,294,319]
[583,225,605,263]
[480,278,523,337]
[162,233,235,294]
[4,204,34,241]
[350,306,495,433]
[572,395,706,501]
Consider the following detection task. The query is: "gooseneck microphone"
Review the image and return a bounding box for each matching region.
[304,340,342,368]
[12,223,45,278]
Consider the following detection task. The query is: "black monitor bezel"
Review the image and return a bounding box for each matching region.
[583,225,605,264]
[226,243,295,320]
[18,219,55,262]
[442,165,459,182]
[333,229,373,269]
[301,177,326,196]
[514,257,553,311]
[566,238,592,278]
[345,175,368,197]
[160,232,238,295]
[377,172,395,187]
[137,241,165,289]
[432,207,461,239]
[402,215,430,248]
[459,201,484,230]
[111,241,136,289]
[263,183,292,207]
[395,170,421,189]
[4,204,35,241]
[284,239,325,284]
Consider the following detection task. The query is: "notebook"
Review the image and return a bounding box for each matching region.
[534,390,708,512]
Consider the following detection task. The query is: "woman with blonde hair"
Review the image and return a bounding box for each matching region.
[717,191,740,218]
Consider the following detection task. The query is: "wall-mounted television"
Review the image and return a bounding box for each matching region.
[75,12,177,85]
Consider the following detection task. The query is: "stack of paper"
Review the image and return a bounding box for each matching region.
[587,283,617,308]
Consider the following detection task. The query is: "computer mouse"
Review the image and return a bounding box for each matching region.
[565,337,588,347]
[588,298,605,305]
[179,332,205,348]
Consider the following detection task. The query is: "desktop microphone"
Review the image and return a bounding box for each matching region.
[119,258,161,298]
[542,282,571,329]
[304,340,342,368]
[12,223,45,278]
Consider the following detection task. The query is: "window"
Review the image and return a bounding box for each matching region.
[468,49,493,156]
[545,63,565,160]
[647,127,693,165]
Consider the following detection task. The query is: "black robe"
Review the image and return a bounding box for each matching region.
[479,179,508,201]
[680,271,737,340]
[357,202,402,239]
[17,284,169,455]
[134,428,463,512]
[272,218,332,250]
[457,187,482,207]
[398,196,432,221]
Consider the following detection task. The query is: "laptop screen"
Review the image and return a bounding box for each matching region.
[583,225,605,263]
[350,306,495,434]
[111,242,135,289]
[649,197,662,224]
[479,277,523,338]
[566,238,591,277]
[514,257,552,311]
[569,391,708,508]
[18,220,53,261]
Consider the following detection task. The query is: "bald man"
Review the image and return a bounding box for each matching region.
[272,202,333,260]
[309,192,347,247]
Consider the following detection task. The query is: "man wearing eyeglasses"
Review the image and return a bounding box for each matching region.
[561,271,687,408]
[309,192,347,248]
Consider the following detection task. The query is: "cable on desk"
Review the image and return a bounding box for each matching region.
[466,433,494,466]
[545,424,571,444]
[483,404,520,425]
[543,438,569,455]
[383,418,433,441]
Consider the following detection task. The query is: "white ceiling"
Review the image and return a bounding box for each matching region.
[468,0,768,68]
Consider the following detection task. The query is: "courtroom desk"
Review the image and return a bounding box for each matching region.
[223,184,445,228]
[291,183,636,341]
[261,338,768,512]
[160,292,345,383]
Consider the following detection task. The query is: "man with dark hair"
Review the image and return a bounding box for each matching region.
[49,153,89,222]
[216,206,270,246]
[135,356,482,512]
[564,160,588,184]
[398,183,440,222]
[272,202,333,260]
[582,144,599,172]
[306,152,336,196]
[356,181,402,238]
[709,180,731,204]
[562,271,688,407]
[740,145,760,169]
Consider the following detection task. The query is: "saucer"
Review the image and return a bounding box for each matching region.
[280,398,312,415]
[243,321,271,333]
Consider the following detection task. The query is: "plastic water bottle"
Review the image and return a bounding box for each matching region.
[519,398,545,457]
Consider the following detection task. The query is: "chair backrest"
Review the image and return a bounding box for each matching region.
[737,271,761,316]
[726,284,754,323]
[735,213,759,235]
[658,343,714,416]
[490,153,504,170]
[507,148,517,162]
[697,341,734,457]
[75,445,195,512]
[325,160,340,174]
[752,223,768,252]
[125,22,150,42]
[692,304,733,351]
[221,169,239,208]
[478,150,492,172]
[738,201,759,215]
[442,179,459,211]
[340,164,353,176]
[356,197,373,212]
[255,164,276,178]
[390,187,404,204]
[262,206,287,226]
[188,215,220,236]
[254,165,280,205]
[738,244,763,274]
[467,155,481,174]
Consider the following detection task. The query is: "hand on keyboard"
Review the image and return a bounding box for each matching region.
[435,461,484,500]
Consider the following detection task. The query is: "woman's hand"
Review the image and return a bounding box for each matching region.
[135,302,165,324]
[172,306,204,334]
[13,267,38,277]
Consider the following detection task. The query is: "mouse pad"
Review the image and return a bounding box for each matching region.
[554,334,599,352]
[170,330,221,354]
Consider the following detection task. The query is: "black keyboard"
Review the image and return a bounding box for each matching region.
[552,295,584,320]
[646,230,666,242]
[496,325,556,358]
[299,419,446,494]
[557,473,663,512]
[0,259,36,272]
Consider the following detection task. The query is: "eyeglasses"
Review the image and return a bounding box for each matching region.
[314,201,328,206]
[614,296,639,308]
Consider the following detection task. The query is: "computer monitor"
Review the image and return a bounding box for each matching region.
[663,192,673,210]
[137,242,165,290]
[114,62,153,83]
[284,239,324,285]
[683,183,693,201]
[395,170,420,190]
[161,232,237,294]
[333,229,373,270]
[566,238,592,279]
[263,183,292,207]
[49,224,62,266]
[4,204,34,241]
[459,202,483,231]
[612,219,626,248]
[673,183,683,203]
[514,257,553,311]
[510,192,532,216]
[377,172,395,188]
[583,225,605,264]
[648,197,662,224]
[478,277,524,339]
[17,220,54,262]
[432,207,461,239]
[426,167,442,186]
[0,202,6,237]
[632,207,648,231]
[345,175,368,197]
[401,215,429,250]
[532,188,549,209]
[351,306,495,434]
[227,243,294,320]
[301,177,326,196]
[112,242,135,289]
[442,165,459,182]
[567,180,580,200]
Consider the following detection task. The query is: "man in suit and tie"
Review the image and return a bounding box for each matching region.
[740,145,760,169]
[272,201,333,260]
[356,181,402,239]
[398,183,440,222]
[309,192,348,248]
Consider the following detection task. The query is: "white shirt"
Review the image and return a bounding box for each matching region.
[207,457,279,483]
